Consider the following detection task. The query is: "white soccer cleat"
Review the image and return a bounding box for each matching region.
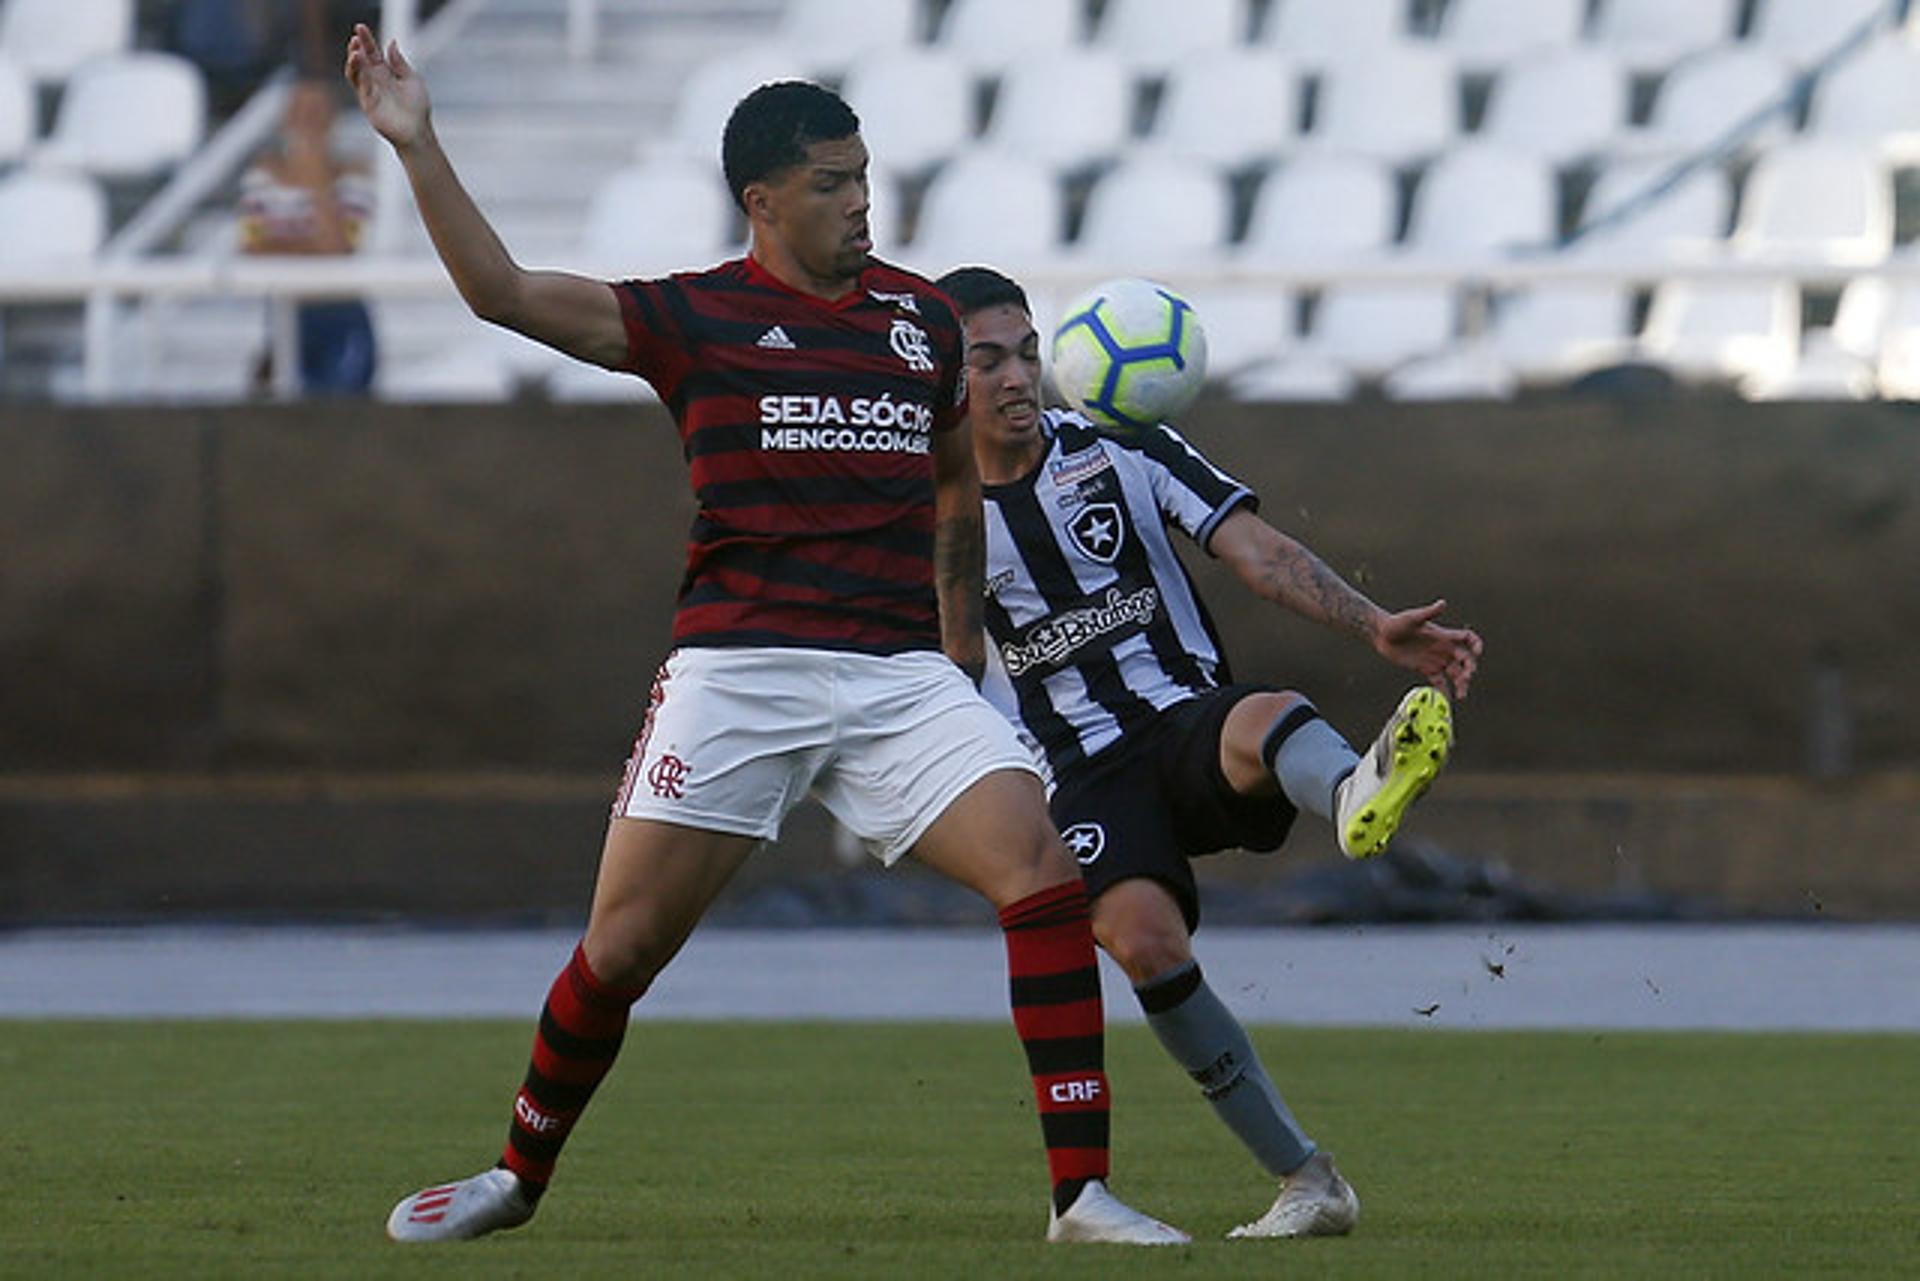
[1046,1180,1191,1245]
[1335,685,1453,859]
[1228,1152,1360,1239]
[385,1167,536,1243]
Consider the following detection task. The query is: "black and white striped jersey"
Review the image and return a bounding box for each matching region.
[980,408,1255,781]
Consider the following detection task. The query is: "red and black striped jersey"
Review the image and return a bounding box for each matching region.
[612,255,968,653]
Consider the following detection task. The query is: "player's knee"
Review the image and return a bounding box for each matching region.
[1096,919,1193,986]
[581,917,677,992]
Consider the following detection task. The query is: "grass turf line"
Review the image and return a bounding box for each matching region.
[0,1022,1914,1279]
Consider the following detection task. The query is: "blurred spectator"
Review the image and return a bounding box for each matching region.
[171,0,281,116]
[238,77,376,395]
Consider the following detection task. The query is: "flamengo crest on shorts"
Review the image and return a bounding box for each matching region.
[611,256,968,655]
[979,409,1256,779]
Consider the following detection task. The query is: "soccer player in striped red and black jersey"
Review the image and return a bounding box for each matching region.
[346,24,1183,1248]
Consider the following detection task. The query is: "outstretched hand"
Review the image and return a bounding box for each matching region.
[1373,599,1482,700]
[344,22,430,149]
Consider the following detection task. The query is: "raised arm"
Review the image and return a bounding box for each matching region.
[343,24,628,368]
[1209,506,1482,699]
[931,419,987,683]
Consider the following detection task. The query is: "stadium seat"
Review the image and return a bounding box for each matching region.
[1146,48,1298,170]
[1477,47,1628,166]
[1255,0,1408,73]
[1569,158,1733,258]
[575,158,738,277]
[1230,352,1357,401]
[35,52,206,179]
[651,46,805,161]
[1749,0,1896,70]
[1806,35,1920,164]
[376,343,516,403]
[0,0,131,86]
[1486,285,1636,381]
[774,0,920,78]
[1744,275,1886,398]
[932,0,1082,78]
[1072,154,1231,268]
[1639,277,1800,387]
[1092,0,1252,77]
[1586,0,1740,76]
[842,47,973,174]
[0,53,32,165]
[1436,0,1588,75]
[1182,288,1294,378]
[547,359,663,404]
[1239,153,1398,264]
[907,148,1064,269]
[1617,48,1795,161]
[1297,283,1458,377]
[982,48,1131,171]
[1305,43,1458,164]
[1729,141,1892,266]
[1862,273,1920,397]
[1404,143,1556,255]
[0,167,106,262]
[1381,343,1521,400]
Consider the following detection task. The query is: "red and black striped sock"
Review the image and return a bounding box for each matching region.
[500,942,647,1196]
[998,881,1111,1215]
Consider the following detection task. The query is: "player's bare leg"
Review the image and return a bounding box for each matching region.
[1093,877,1355,1239]
[912,770,1188,1246]
[387,819,755,1243]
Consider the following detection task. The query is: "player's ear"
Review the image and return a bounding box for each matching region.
[740,179,775,226]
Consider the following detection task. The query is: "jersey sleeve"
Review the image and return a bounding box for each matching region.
[927,289,969,433]
[610,277,697,399]
[1134,422,1257,552]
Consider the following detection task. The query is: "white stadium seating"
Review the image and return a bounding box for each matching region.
[1437,0,1588,75]
[13,0,1920,404]
[35,52,206,179]
[983,48,1132,171]
[1073,153,1231,268]
[1092,0,1251,78]
[932,0,1082,77]
[1145,48,1297,170]
[1306,43,1459,164]
[1750,0,1900,70]
[841,47,973,173]
[1255,0,1408,72]
[0,167,107,263]
[1476,47,1628,166]
[0,0,131,86]
[908,148,1064,268]
[1730,142,1893,267]
[1586,0,1740,76]
[0,52,31,164]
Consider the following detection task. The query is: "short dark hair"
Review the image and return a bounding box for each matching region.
[720,80,860,212]
[935,265,1030,318]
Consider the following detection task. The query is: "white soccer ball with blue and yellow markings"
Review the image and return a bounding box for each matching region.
[1051,278,1208,432]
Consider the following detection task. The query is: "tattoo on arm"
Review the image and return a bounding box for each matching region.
[1261,537,1379,640]
[936,507,987,681]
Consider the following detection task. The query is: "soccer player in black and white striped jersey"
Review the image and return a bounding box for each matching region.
[938,267,1483,1241]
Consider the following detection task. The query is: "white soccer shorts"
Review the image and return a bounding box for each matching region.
[612,647,1041,864]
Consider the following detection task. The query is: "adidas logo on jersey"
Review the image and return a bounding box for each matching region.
[756,326,797,350]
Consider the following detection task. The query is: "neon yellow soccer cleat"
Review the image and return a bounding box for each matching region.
[1334,686,1453,859]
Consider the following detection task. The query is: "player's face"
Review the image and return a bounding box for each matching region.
[758,134,873,284]
[963,302,1044,449]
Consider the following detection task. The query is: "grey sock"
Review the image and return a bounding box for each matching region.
[1136,960,1315,1177]
[1261,708,1358,823]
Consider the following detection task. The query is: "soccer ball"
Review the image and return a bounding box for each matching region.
[1051,278,1209,431]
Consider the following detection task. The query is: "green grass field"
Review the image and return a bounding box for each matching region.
[1,1021,1913,1279]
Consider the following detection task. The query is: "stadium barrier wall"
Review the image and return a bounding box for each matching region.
[3,399,1916,919]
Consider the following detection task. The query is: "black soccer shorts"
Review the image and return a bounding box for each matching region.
[1049,683,1298,933]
